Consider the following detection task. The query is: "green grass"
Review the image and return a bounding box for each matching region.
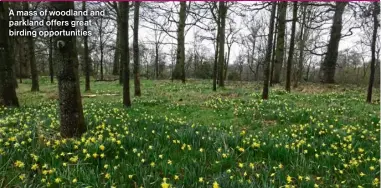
[0,77,379,188]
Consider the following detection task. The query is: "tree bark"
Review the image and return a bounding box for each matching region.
[119,3,123,85]
[262,2,276,100]
[286,2,298,92]
[273,2,287,84]
[49,34,54,84]
[212,3,220,91]
[270,25,277,86]
[51,2,86,138]
[0,2,19,107]
[173,2,186,83]
[99,17,104,81]
[294,2,308,88]
[121,2,131,107]
[320,2,347,83]
[224,52,229,81]
[366,2,379,103]
[218,2,227,87]
[213,30,219,91]
[23,2,39,92]
[155,43,159,79]
[83,1,90,92]
[133,2,141,97]
[113,11,121,76]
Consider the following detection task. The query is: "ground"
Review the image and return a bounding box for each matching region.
[0,78,380,188]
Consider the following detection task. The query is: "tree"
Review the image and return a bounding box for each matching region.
[51,2,86,138]
[218,2,227,87]
[133,2,141,96]
[243,17,265,82]
[23,2,39,92]
[320,2,348,83]
[366,2,380,103]
[121,2,131,107]
[294,2,309,88]
[49,34,54,84]
[272,2,287,84]
[0,2,19,107]
[173,2,187,83]
[83,1,91,91]
[286,2,298,92]
[235,53,245,82]
[95,14,111,80]
[262,2,276,100]
[152,26,166,79]
[224,15,239,82]
[210,2,220,91]
[112,3,121,76]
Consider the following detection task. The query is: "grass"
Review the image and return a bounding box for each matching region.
[0,77,379,188]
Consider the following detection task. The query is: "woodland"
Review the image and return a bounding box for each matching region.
[0,1,380,188]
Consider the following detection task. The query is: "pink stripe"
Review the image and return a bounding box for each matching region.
[1,0,380,2]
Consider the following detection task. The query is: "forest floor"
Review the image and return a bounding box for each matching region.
[0,78,380,188]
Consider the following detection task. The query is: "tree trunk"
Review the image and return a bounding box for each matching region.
[83,1,90,91]
[173,2,186,83]
[286,2,298,92]
[99,17,104,81]
[23,2,39,92]
[119,53,124,84]
[218,2,227,87]
[273,2,287,84]
[121,2,131,107]
[213,32,219,91]
[262,2,276,100]
[49,34,54,84]
[119,3,123,85]
[19,45,23,83]
[155,43,159,79]
[306,58,312,81]
[250,36,258,81]
[9,30,17,89]
[294,2,308,88]
[51,2,86,138]
[270,27,277,86]
[0,2,19,107]
[224,51,229,81]
[255,62,260,81]
[212,4,220,91]
[366,2,379,103]
[133,2,141,97]
[320,2,347,83]
[113,11,121,76]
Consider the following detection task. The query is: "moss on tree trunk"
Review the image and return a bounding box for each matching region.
[51,2,86,138]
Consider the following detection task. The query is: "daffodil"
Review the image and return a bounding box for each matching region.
[55,178,62,183]
[14,160,24,168]
[161,178,170,188]
[105,173,111,179]
[31,163,39,170]
[213,181,219,188]
[19,174,26,180]
[99,145,105,151]
[286,175,292,183]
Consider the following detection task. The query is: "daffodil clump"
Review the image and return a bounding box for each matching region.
[0,80,379,187]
